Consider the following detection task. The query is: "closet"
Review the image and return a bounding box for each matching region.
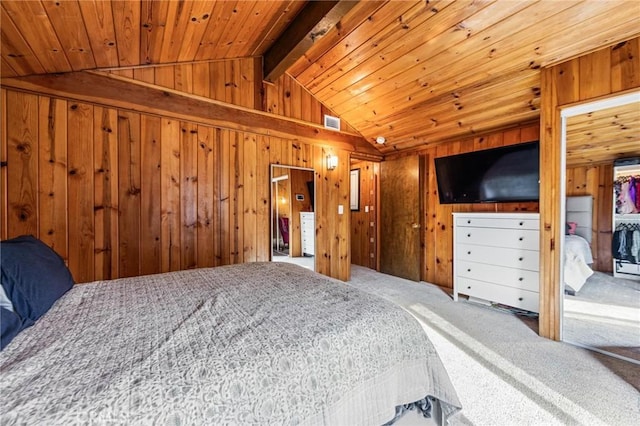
[613,158,640,280]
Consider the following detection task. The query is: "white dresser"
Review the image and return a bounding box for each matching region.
[453,212,540,313]
[300,212,315,256]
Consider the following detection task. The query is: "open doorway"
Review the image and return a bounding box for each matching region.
[560,91,640,364]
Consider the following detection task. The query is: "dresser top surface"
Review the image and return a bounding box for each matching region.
[452,212,540,219]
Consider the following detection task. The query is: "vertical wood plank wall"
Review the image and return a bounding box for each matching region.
[108,59,359,134]
[539,36,640,340]
[350,160,379,269]
[565,163,614,272]
[419,124,541,289]
[1,88,351,282]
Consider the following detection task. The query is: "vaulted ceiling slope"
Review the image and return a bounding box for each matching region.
[1,1,639,156]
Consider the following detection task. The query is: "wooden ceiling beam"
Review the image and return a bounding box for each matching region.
[1,71,381,158]
[263,0,358,83]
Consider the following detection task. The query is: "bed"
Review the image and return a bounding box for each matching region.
[564,196,595,292]
[0,236,461,425]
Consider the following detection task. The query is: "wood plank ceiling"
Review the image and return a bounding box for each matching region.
[1,0,639,159]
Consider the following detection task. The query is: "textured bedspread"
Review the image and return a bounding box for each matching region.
[0,262,461,425]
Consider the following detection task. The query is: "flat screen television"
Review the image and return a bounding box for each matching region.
[434,141,539,204]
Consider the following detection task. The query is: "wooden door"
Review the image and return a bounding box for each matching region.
[380,156,422,281]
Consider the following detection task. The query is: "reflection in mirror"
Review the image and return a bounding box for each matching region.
[270,165,316,271]
[561,92,640,364]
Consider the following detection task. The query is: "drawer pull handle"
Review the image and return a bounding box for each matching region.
[467,268,471,272]
[467,286,471,290]
[518,297,523,301]
[467,233,471,237]
[519,277,524,281]
[519,221,524,226]
[467,251,471,255]
[467,220,471,224]
[518,257,523,261]
[519,237,524,241]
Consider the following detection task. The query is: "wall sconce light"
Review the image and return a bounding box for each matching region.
[326,155,338,170]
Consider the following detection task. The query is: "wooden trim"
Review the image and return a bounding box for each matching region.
[1,71,383,158]
[263,1,359,83]
[539,67,561,340]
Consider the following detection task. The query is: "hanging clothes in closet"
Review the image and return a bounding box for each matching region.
[612,222,640,264]
[614,175,640,214]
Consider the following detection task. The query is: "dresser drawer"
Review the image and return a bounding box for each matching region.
[456,227,539,250]
[457,243,539,271]
[455,216,539,230]
[456,260,539,292]
[455,278,539,313]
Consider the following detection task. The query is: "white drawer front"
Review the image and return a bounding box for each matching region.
[456,260,539,292]
[456,227,539,250]
[457,244,539,271]
[455,216,539,230]
[456,278,539,313]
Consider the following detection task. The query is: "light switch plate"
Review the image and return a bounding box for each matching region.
[338,204,344,215]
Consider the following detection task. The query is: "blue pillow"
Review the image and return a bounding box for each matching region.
[1,235,74,323]
[1,307,32,350]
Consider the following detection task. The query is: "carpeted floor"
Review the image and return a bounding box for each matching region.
[564,271,640,361]
[346,265,640,426]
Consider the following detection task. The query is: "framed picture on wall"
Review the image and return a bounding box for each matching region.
[350,169,360,211]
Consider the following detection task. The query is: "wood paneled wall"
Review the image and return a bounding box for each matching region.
[565,163,614,272]
[1,88,351,283]
[264,72,359,134]
[108,60,359,134]
[108,58,262,110]
[539,36,640,340]
[422,124,540,289]
[350,160,379,269]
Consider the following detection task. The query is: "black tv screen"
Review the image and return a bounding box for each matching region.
[435,141,539,204]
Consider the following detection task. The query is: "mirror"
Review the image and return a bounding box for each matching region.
[270,165,316,271]
[560,91,640,364]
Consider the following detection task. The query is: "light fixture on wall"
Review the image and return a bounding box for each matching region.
[375,136,386,144]
[326,154,338,170]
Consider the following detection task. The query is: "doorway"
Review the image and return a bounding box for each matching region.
[270,165,316,271]
[380,156,423,281]
[560,91,640,364]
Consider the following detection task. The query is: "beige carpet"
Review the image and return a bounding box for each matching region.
[346,265,640,426]
[563,271,640,362]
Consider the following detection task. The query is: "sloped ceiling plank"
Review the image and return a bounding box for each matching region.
[140,0,170,65]
[78,0,119,68]
[296,1,424,91]
[1,0,71,73]
[309,0,492,98]
[42,0,96,71]
[222,1,278,59]
[287,0,386,78]
[214,1,262,60]
[175,1,217,62]
[1,57,18,78]
[322,0,556,111]
[263,0,359,83]
[332,1,639,148]
[157,0,194,63]
[194,1,241,61]
[357,69,540,136]
[377,85,540,153]
[112,0,140,66]
[1,71,380,157]
[0,5,46,76]
[249,1,306,56]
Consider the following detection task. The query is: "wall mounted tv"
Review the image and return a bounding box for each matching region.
[434,141,540,204]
